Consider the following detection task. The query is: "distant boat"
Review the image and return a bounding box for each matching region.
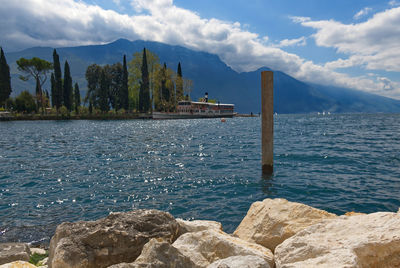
[152,100,235,120]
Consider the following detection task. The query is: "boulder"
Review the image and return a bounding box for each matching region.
[172,230,274,268]
[207,255,271,268]
[109,238,199,268]
[233,198,336,251]
[29,248,46,255]
[176,219,223,233]
[48,209,181,268]
[0,243,30,265]
[275,212,400,267]
[0,261,37,268]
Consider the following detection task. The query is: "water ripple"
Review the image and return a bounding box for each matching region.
[1,114,400,244]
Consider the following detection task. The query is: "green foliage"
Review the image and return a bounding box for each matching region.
[15,91,36,113]
[128,49,161,112]
[74,82,81,113]
[98,69,110,112]
[52,49,63,109]
[16,56,52,111]
[176,62,183,101]
[29,252,48,266]
[78,106,89,115]
[5,98,15,110]
[85,64,102,107]
[59,105,69,118]
[121,55,129,110]
[0,47,12,106]
[139,48,151,112]
[63,61,73,111]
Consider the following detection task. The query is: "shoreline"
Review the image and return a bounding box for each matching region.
[0,113,258,121]
[1,198,399,267]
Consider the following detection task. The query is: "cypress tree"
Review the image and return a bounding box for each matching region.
[74,82,80,113]
[52,49,63,109]
[176,62,183,101]
[139,48,150,113]
[63,61,73,111]
[121,55,129,111]
[0,48,12,107]
[161,63,168,102]
[50,73,55,107]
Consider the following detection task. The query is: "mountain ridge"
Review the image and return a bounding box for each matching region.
[6,38,400,113]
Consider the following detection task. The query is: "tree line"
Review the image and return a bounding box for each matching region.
[0,46,193,115]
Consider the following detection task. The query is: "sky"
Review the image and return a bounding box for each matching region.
[1,0,400,99]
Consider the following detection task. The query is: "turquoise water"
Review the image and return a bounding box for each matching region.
[1,114,400,244]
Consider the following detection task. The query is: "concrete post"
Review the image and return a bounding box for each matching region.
[261,71,273,174]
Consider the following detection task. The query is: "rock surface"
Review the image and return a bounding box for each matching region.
[176,219,223,233]
[48,210,181,268]
[173,229,274,268]
[0,243,30,265]
[0,261,37,268]
[29,248,46,255]
[207,255,271,268]
[275,212,400,267]
[233,198,336,251]
[109,238,199,268]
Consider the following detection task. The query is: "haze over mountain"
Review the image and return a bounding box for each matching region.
[6,39,400,113]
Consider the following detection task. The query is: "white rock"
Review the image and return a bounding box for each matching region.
[233,198,336,251]
[177,219,223,233]
[207,255,271,268]
[275,212,400,267]
[29,248,46,255]
[0,260,37,268]
[173,230,274,268]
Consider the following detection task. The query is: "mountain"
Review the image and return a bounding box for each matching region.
[6,38,400,113]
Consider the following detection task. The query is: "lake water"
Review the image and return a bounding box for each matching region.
[1,114,400,245]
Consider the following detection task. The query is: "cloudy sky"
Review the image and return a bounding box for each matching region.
[1,0,400,99]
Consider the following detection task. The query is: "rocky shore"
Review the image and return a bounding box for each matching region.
[1,198,400,268]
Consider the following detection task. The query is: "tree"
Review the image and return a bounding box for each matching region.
[0,48,12,107]
[16,57,52,112]
[52,49,63,109]
[176,62,183,101]
[105,63,122,110]
[139,48,150,112]
[15,91,36,113]
[128,49,160,111]
[85,64,102,107]
[74,82,80,113]
[63,61,73,111]
[121,55,129,111]
[50,73,56,107]
[98,69,110,112]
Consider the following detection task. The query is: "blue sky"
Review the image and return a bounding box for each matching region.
[1,0,400,99]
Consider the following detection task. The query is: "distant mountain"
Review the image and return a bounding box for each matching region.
[6,38,400,113]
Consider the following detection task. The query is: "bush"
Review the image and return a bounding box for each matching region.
[59,105,69,118]
[15,91,36,113]
[78,106,89,115]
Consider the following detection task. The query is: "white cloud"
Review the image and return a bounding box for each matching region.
[0,0,399,99]
[354,7,372,20]
[273,37,307,48]
[389,0,400,7]
[295,7,400,73]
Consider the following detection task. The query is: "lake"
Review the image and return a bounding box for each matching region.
[1,114,400,244]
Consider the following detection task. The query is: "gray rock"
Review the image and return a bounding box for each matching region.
[0,243,31,265]
[48,210,181,268]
